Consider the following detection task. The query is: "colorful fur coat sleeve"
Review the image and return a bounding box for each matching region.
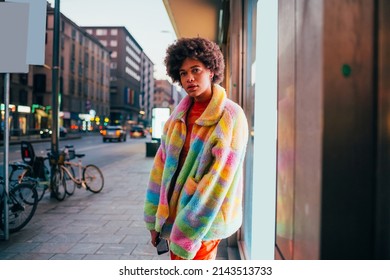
[143,141,166,231]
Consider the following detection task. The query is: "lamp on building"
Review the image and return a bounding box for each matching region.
[161,30,176,41]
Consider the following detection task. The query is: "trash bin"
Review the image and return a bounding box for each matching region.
[146,141,160,157]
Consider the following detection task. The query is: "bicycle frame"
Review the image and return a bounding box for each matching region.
[61,159,86,188]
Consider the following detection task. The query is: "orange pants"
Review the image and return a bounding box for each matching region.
[170,240,221,260]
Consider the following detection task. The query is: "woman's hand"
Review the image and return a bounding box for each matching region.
[149,230,160,247]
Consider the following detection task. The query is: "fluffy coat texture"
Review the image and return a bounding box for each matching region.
[144,84,248,259]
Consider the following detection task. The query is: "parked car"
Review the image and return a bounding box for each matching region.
[40,127,67,138]
[101,125,127,142]
[130,125,147,138]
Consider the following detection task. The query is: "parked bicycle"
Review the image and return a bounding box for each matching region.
[0,176,38,233]
[50,145,104,194]
[10,141,66,201]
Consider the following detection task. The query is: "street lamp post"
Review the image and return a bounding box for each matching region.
[51,0,60,159]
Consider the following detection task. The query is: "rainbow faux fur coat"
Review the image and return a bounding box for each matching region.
[144,84,248,259]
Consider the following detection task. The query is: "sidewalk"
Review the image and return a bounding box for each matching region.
[0,141,238,260]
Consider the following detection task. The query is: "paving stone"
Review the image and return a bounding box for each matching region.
[50,253,84,260]
[2,242,40,253]
[80,234,125,244]
[96,243,136,255]
[67,243,102,254]
[30,242,76,254]
[121,234,150,244]
[82,254,121,260]
[6,253,54,260]
[48,233,87,243]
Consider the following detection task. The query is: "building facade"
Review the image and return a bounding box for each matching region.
[85,26,144,128]
[154,80,174,109]
[140,52,154,127]
[47,8,111,131]
[0,70,33,137]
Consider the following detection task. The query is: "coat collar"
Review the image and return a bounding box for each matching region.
[172,84,227,126]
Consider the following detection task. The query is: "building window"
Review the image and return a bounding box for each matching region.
[78,81,82,95]
[110,40,118,47]
[78,62,83,76]
[36,96,43,106]
[19,74,27,85]
[69,79,75,95]
[84,53,89,66]
[110,86,117,94]
[110,62,117,69]
[71,44,75,59]
[91,56,95,70]
[33,74,46,93]
[19,90,28,105]
[111,29,118,35]
[100,40,107,47]
[111,51,117,58]
[70,59,75,73]
[96,29,107,36]
[61,34,65,49]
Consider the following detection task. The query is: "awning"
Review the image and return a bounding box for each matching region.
[163,0,225,42]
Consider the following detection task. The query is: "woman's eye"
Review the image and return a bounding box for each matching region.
[179,72,186,76]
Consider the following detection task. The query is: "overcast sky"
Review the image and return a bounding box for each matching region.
[46,0,177,80]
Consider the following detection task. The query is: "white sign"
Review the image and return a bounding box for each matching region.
[0,2,29,73]
[152,107,170,139]
[6,0,47,65]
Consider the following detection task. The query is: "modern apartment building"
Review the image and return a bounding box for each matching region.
[140,53,154,127]
[84,26,144,128]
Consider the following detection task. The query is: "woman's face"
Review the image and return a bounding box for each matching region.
[179,58,214,102]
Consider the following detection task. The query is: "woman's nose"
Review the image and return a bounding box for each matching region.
[186,74,194,82]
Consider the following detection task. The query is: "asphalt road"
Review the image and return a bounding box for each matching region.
[0,134,152,174]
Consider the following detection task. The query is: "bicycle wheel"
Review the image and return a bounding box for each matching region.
[50,166,66,201]
[18,168,47,201]
[0,183,38,233]
[64,164,76,195]
[83,164,104,193]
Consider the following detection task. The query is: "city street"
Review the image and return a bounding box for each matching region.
[0,133,148,170]
[0,134,232,260]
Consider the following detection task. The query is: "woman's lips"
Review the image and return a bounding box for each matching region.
[187,85,197,91]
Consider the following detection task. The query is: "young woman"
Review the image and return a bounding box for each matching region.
[144,37,248,260]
